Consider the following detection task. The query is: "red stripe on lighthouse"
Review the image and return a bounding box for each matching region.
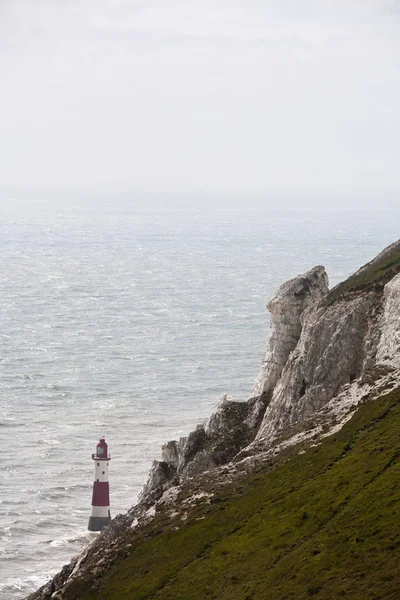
[91,481,110,507]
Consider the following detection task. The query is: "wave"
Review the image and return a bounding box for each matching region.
[50,484,90,492]
[0,420,21,428]
[0,573,54,597]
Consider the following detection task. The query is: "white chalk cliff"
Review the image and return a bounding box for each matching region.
[253,265,329,396]
[136,239,400,506]
[255,285,380,444]
[376,273,400,369]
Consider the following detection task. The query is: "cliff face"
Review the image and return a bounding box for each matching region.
[253,243,400,444]
[255,291,380,443]
[253,265,329,396]
[27,239,400,600]
[377,272,400,368]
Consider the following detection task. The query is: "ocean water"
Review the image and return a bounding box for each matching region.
[0,201,399,599]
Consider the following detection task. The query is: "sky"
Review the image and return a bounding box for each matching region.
[0,1,400,203]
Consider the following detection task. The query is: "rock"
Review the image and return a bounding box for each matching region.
[139,393,270,499]
[245,395,269,429]
[184,450,217,478]
[161,441,181,469]
[26,561,76,600]
[138,460,178,507]
[256,294,380,443]
[376,273,400,368]
[180,425,207,469]
[253,266,329,395]
[205,395,248,437]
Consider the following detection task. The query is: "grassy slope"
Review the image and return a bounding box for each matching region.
[65,387,400,600]
[326,239,400,304]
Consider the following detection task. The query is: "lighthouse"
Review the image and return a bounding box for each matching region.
[88,437,111,532]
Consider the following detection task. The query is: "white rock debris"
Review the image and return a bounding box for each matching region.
[182,492,213,505]
[144,506,156,519]
[157,485,181,507]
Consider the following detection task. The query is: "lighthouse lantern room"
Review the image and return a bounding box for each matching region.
[88,437,111,532]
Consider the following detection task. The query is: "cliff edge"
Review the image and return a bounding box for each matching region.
[27,239,400,600]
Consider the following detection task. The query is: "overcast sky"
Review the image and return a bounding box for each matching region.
[1,1,399,202]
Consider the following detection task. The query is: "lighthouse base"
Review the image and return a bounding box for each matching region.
[88,515,111,532]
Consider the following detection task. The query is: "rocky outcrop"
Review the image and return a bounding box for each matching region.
[138,393,270,506]
[253,241,400,444]
[253,266,329,395]
[255,294,381,443]
[137,460,179,508]
[30,561,77,600]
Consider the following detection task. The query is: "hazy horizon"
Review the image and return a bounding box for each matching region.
[1,1,400,204]
[1,188,400,212]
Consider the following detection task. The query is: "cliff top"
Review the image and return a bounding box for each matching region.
[327,238,400,304]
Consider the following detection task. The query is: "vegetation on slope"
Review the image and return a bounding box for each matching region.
[63,386,400,600]
[327,239,400,304]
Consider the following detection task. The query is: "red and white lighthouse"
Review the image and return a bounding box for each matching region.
[88,437,111,532]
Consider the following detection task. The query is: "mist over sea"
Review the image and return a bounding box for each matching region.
[1,201,399,599]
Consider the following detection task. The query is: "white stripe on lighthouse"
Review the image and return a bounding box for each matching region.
[90,505,110,518]
[93,461,110,483]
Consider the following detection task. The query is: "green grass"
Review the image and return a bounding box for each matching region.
[64,387,400,600]
[326,240,400,305]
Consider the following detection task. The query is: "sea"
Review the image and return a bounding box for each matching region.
[0,199,399,599]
